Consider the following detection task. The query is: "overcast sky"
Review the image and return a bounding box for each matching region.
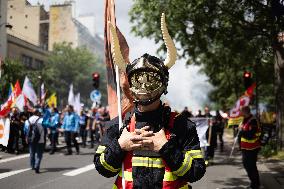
[31,0,212,112]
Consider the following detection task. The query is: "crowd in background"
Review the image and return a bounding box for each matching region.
[0,102,110,156]
[1,102,229,167]
[181,106,227,165]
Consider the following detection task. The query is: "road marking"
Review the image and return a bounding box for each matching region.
[0,154,29,164]
[63,164,95,176]
[0,168,31,179]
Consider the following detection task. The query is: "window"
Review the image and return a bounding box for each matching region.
[22,54,33,68]
[25,14,28,18]
[24,26,28,29]
[10,16,13,19]
[10,5,13,8]
[34,59,44,69]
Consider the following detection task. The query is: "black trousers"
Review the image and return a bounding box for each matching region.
[205,146,215,160]
[217,129,224,151]
[79,126,87,147]
[20,125,28,150]
[50,132,58,152]
[242,149,260,189]
[64,131,79,154]
[7,126,19,152]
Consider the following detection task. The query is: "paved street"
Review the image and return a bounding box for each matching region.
[0,145,115,189]
[0,136,283,189]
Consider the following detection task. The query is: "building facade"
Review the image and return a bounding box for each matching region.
[7,0,49,50]
[48,3,104,59]
[7,34,49,69]
[0,0,8,59]
[3,0,103,69]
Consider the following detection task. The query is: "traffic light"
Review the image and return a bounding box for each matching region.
[243,71,252,89]
[92,72,100,89]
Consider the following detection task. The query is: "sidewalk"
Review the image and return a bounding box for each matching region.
[191,130,284,189]
[258,155,284,189]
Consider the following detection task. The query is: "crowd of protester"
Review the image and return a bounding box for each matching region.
[181,106,227,166]
[0,102,110,156]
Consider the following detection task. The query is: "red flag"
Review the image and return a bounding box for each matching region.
[13,80,22,97]
[228,82,257,126]
[245,82,256,97]
[104,0,133,119]
[0,80,22,117]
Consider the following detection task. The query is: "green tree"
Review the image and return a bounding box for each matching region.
[0,59,40,103]
[43,43,107,107]
[129,0,284,147]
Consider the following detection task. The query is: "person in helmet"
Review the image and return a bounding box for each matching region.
[94,13,205,189]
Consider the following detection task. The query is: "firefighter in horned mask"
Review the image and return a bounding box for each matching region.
[94,13,206,189]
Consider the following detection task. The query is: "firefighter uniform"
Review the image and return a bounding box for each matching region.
[94,105,206,189]
[240,115,261,189]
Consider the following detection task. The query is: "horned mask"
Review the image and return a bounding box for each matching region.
[109,13,177,105]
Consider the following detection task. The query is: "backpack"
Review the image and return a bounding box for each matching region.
[27,118,41,144]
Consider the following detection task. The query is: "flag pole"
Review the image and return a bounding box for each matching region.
[229,130,240,159]
[115,65,125,189]
[115,65,123,131]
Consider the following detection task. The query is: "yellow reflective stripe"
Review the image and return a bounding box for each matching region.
[163,171,178,181]
[99,153,120,173]
[255,132,261,137]
[191,155,203,159]
[132,162,165,168]
[173,151,193,176]
[188,150,203,159]
[188,150,202,154]
[96,145,106,154]
[241,137,259,143]
[118,170,133,181]
[179,184,190,189]
[112,184,118,189]
[132,157,165,168]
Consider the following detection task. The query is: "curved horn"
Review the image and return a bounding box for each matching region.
[161,13,177,69]
[108,22,126,72]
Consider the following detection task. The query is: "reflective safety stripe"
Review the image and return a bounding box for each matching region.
[96,145,106,154]
[132,157,165,168]
[100,153,120,173]
[188,150,203,159]
[179,184,190,189]
[173,151,193,176]
[163,171,178,181]
[173,150,203,176]
[241,137,259,143]
[188,150,202,154]
[255,132,261,137]
[119,170,133,181]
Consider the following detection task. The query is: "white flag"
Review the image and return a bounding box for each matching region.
[74,93,81,114]
[41,83,45,100]
[191,118,210,148]
[22,76,37,105]
[0,118,10,147]
[15,94,25,112]
[68,84,75,106]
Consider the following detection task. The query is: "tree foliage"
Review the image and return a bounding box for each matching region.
[0,59,40,103]
[0,43,107,107]
[43,43,107,107]
[129,0,284,109]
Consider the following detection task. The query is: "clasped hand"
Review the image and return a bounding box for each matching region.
[118,126,168,152]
